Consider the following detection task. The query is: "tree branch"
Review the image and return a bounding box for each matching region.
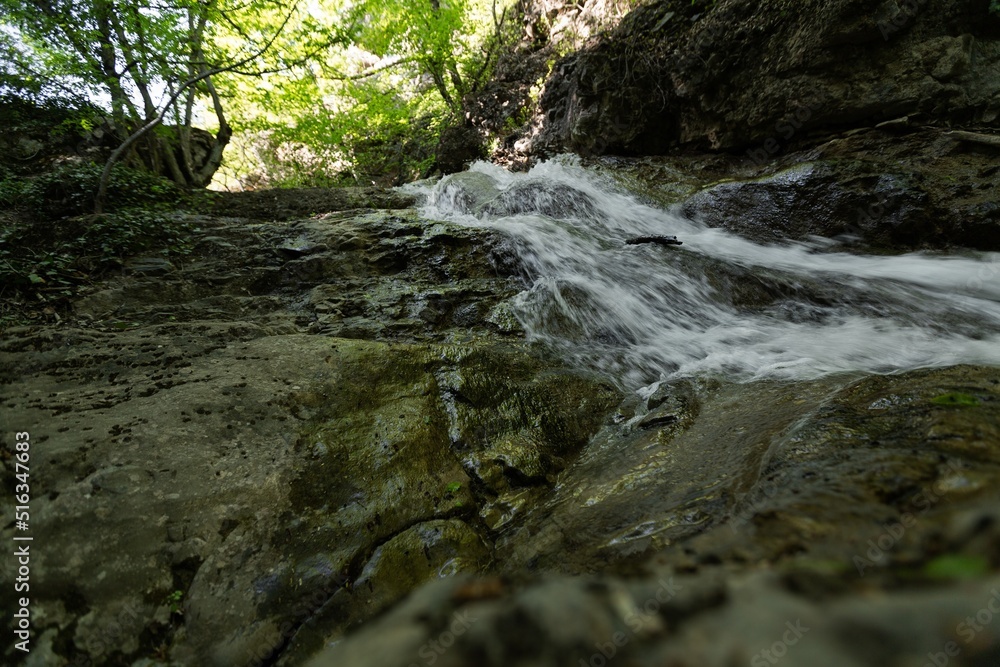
[94,1,302,211]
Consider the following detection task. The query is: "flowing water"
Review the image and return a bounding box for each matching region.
[408,157,1000,388]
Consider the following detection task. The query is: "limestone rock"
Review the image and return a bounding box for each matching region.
[533,0,1000,155]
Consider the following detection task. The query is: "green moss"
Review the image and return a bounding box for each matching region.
[930,392,980,407]
[923,554,990,580]
[784,558,850,575]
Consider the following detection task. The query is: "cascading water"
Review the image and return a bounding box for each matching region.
[408,157,1000,387]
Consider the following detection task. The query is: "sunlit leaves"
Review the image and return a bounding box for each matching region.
[1,0,509,188]
[0,0,340,120]
[214,0,507,186]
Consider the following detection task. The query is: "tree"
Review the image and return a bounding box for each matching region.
[212,0,511,188]
[0,0,337,209]
[343,0,506,114]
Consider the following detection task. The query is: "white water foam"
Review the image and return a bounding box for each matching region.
[407,157,1000,385]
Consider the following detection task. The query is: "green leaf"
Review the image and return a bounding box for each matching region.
[28,273,45,284]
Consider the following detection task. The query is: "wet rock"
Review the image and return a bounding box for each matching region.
[352,519,491,617]
[431,171,501,215]
[0,199,621,666]
[435,349,620,494]
[491,364,1000,577]
[612,129,1000,251]
[432,172,602,221]
[304,364,1000,667]
[480,180,599,219]
[305,568,1000,667]
[4,171,1000,667]
[435,124,487,174]
[196,187,416,220]
[124,255,176,276]
[71,210,527,340]
[533,0,1000,155]
[678,163,935,247]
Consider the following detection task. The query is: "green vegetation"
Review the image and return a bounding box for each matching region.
[220,0,510,188]
[165,589,185,615]
[0,0,514,321]
[0,206,194,299]
[922,554,990,580]
[0,162,179,217]
[0,0,512,195]
[930,392,981,407]
[0,161,193,324]
[0,0,326,204]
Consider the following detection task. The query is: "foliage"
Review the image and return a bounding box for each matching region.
[1,205,193,282]
[991,0,1000,14]
[165,590,185,615]
[0,0,343,203]
[0,163,192,322]
[343,0,500,114]
[0,94,99,137]
[1,0,512,191]
[218,0,509,188]
[227,76,444,187]
[1,162,179,217]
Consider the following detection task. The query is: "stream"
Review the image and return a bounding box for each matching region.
[411,157,1000,387]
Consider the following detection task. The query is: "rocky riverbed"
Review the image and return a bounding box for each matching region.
[3,0,1000,665]
[0,195,617,664]
[2,164,1000,666]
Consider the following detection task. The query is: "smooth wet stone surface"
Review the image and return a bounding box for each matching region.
[2,159,1000,667]
[0,205,620,666]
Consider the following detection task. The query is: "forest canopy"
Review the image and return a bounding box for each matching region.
[0,0,512,190]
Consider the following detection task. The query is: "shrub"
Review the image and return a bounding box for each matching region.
[10,162,181,217]
[0,209,195,297]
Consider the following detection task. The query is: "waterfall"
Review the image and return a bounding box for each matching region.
[407,157,1000,387]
